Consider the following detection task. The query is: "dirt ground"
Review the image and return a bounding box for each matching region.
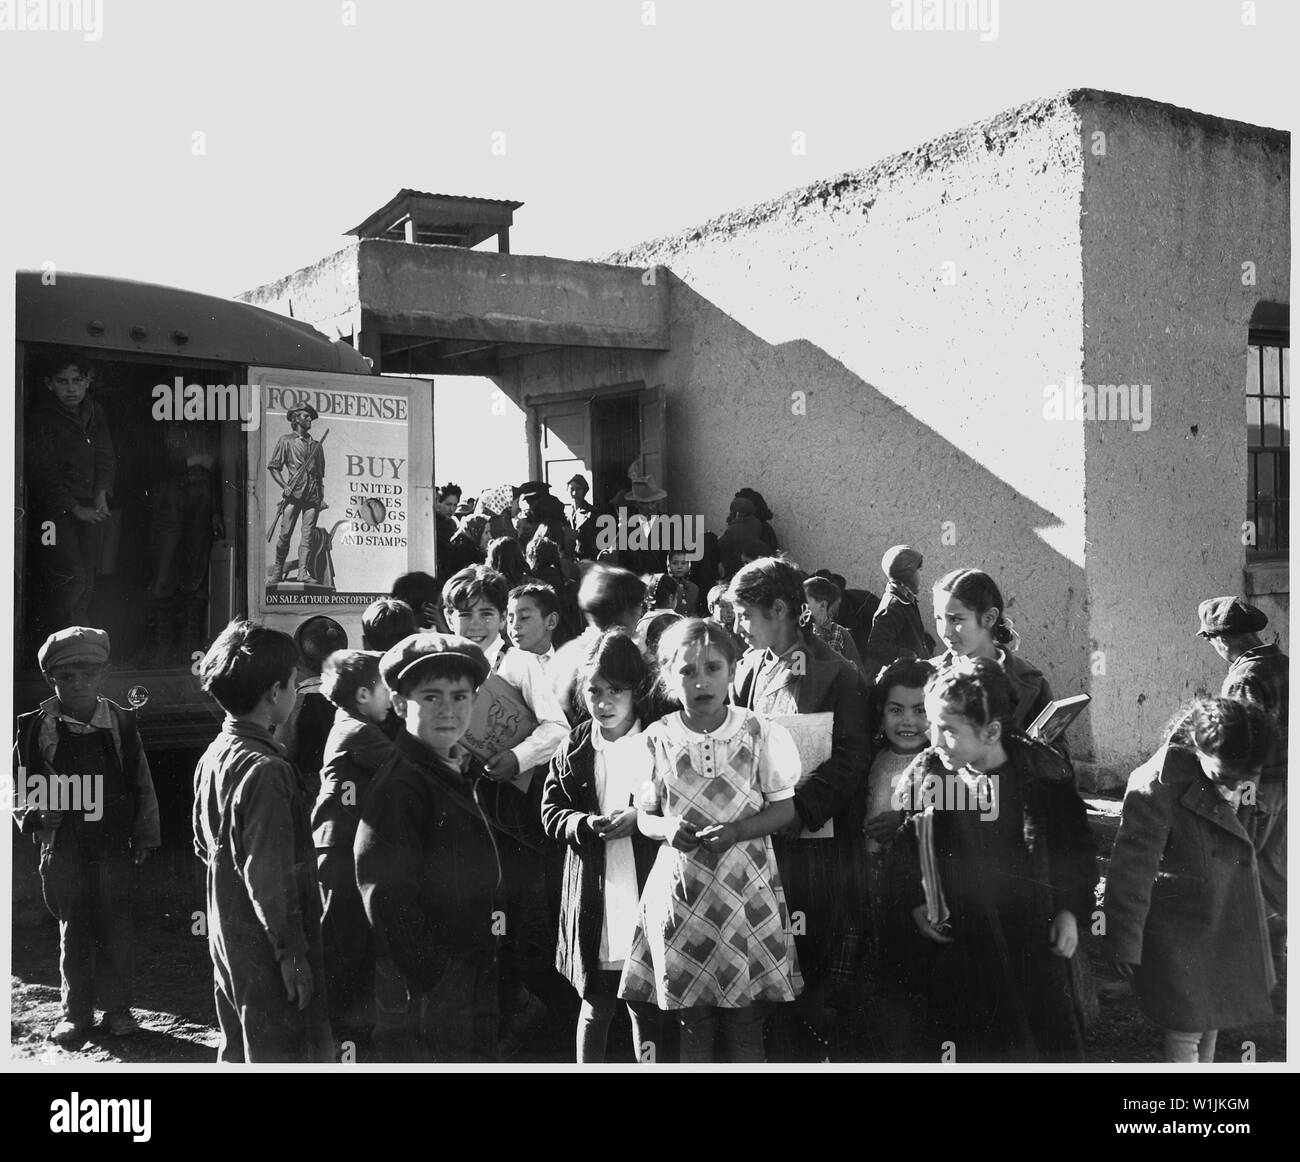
[9,800,1286,1065]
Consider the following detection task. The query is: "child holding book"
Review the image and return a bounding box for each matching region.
[618,618,804,1062]
[729,557,870,1060]
[902,657,1096,1062]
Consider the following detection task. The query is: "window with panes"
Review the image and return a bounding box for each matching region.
[1246,333,1289,557]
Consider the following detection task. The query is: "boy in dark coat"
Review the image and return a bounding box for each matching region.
[193,619,332,1062]
[311,650,396,1037]
[1104,697,1278,1061]
[864,545,935,680]
[27,352,116,631]
[1197,596,1289,972]
[14,627,160,1046]
[354,633,535,1062]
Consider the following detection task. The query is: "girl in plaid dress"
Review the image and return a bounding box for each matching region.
[618,619,803,1062]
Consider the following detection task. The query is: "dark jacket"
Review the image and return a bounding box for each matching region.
[15,697,160,849]
[934,648,1058,740]
[901,736,1096,920]
[732,629,871,833]
[27,395,116,516]
[898,735,1097,1060]
[311,707,397,851]
[1222,642,1288,783]
[863,581,936,681]
[438,535,486,583]
[192,718,320,961]
[1103,744,1275,1031]
[354,731,532,991]
[717,515,763,576]
[540,720,658,997]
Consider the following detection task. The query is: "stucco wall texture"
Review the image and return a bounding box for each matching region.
[1077,93,1289,774]
[505,90,1290,788]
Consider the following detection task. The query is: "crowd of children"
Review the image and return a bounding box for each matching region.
[14,477,1288,1065]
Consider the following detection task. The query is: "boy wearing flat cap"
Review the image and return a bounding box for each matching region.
[267,403,326,585]
[1197,595,1289,970]
[14,627,160,1047]
[354,634,535,1062]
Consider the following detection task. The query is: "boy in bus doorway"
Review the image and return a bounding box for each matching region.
[27,350,116,635]
[267,404,326,586]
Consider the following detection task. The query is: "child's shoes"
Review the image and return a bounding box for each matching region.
[50,1018,90,1047]
[105,1009,140,1036]
[498,991,548,1061]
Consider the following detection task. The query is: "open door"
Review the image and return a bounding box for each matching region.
[636,384,666,486]
[529,382,668,508]
[531,396,593,495]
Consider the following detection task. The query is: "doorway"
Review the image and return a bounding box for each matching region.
[591,393,640,509]
[528,382,666,511]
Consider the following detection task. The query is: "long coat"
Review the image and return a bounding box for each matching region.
[1103,744,1275,1032]
[540,720,657,998]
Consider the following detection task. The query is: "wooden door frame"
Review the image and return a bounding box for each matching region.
[525,381,647,480]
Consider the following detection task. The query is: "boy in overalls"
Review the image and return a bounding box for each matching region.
[14,627,160,1046]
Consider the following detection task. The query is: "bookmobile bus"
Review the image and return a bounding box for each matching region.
[13,271,435,839]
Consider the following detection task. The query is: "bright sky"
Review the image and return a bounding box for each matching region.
[1,0,1294,299]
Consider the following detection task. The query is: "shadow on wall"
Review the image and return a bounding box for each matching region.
[656,276,1096,771]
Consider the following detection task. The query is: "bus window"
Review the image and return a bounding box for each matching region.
[20,345,241,673]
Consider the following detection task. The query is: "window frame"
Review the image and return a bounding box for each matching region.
[1246,327,1289,562]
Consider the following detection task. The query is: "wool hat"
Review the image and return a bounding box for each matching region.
[882,545,924,580]
[295,615,349,673]
[1196,597,1268,638]
[380,632,490,689]
[38,626,110,672]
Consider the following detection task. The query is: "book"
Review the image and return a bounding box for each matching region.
[1026,694,1091,746]
[460,670,540,792]
[771,711,835,839]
